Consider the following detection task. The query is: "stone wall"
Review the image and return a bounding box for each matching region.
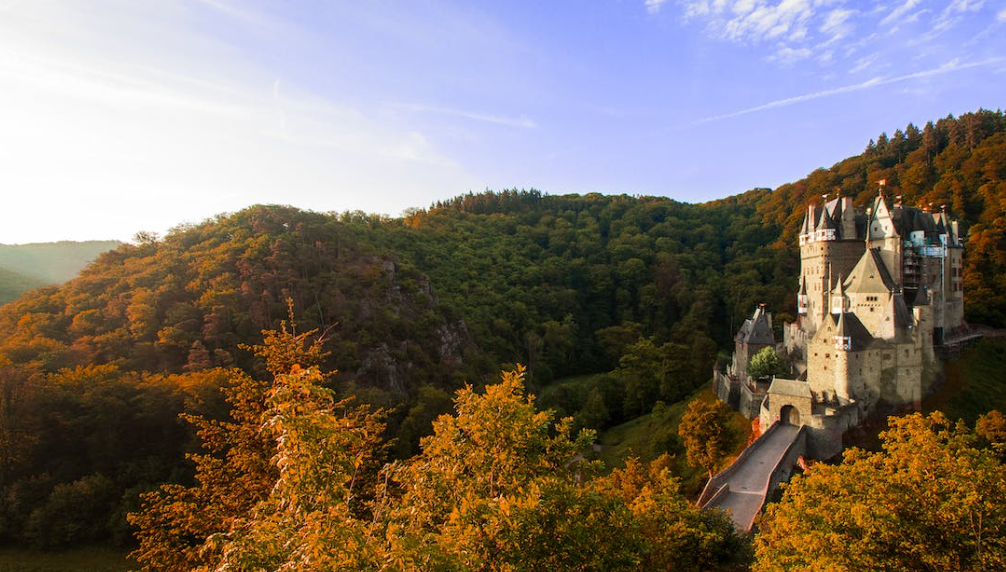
[714,370,766,420]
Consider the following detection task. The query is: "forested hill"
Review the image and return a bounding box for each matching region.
[0,191,792,393]
[3,110,1006,391]
[1,109,1006,549]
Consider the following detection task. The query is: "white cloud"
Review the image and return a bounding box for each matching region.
[820,8,854,42]
[848,53,878,73]
[722,0,816,43]
[646,0,669,14]
[879,0,923,27]
[935,0,985,31]
[675,0,1002,77]
[770,45,813,64]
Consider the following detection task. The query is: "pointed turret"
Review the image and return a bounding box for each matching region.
[831,273,846,314]
[816,210,837,242]
[798,275,808,315]
[800,208,811,245]
[868,193,899,241]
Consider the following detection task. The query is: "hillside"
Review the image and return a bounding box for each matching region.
[0,241,121,305]
[0,109,1005,550]
[0,266,46,306]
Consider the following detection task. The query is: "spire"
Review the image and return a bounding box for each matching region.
[834,312,852,351]
[831,272,846,314]
[869,192,899,240]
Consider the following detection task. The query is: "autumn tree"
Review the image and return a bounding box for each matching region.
[754,412,1006,572]
[207,362,386,571]
[128,318,388,572]
[678,398,739,477]
[593,455,751,572]
[377,365,639,571]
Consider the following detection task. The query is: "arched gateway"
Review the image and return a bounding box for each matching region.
[780,404,800,426]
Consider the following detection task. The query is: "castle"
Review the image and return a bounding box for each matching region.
[715,189,965,458]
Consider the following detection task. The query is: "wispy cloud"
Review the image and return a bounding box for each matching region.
[848,53,879,74]
[694,57,1005,124]
[769,46,813,64]
[935,0,985,31]
[646,0,669,14]
[820,8,855,43]
[680,0,827,44]
[879,0,923,27]
[406,104,538,129]
[675,0,1002,73]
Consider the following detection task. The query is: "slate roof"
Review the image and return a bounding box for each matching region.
[768,378,813,399]
[834,311,874,351]
[736,306,775,346]
[844,249,897,295]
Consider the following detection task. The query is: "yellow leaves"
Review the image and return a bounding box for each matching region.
[755,412,1006,572]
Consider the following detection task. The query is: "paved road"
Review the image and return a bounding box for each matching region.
[706,424,801,531]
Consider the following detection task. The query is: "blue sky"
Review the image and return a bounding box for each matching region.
[0,0,1003,243]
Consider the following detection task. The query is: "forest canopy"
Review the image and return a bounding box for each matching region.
[1,109,1006,553]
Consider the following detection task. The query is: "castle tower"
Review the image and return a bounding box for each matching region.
[832,311,853,401]
[798,197,865,338]
[867,193,902,287]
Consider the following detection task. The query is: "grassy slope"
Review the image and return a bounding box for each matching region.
[924,338,1006,425]
[0,548,130,572]
[598,383,753,496]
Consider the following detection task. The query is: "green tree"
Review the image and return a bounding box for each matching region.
[748,346,785,380]
[576,386,611,430]
[754,412,1006,572]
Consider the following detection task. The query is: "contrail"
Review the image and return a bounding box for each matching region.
[694,57,1005,125]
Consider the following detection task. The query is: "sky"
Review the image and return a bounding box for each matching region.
[0,0,1003,243]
